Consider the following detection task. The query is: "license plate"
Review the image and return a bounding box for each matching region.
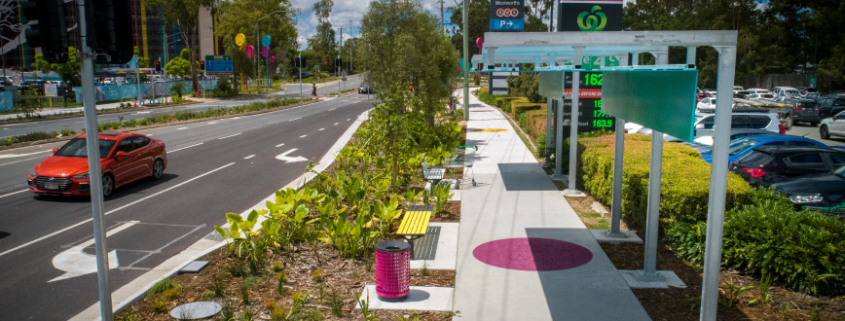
[44,182,59,190]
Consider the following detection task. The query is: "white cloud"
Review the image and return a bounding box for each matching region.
[291,0,446,50]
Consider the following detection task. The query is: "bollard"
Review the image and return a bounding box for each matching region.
[374,240,411,302]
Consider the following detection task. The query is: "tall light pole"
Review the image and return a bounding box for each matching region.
[256,10,285,87]
[462,0,469,120]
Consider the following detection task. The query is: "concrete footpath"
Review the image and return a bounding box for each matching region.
[453,92,651,320]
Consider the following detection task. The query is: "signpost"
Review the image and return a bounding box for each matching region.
[490,0,525,31]
[204,55,234,75]
[262,35,271,90]
[236,33,245,93]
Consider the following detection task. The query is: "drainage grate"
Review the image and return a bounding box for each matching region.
[204,230,225,242]
[412,226,440,260]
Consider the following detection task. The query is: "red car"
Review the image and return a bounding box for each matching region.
[28,132,167,197]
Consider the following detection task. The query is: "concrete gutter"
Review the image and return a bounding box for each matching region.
[71,108,372,321]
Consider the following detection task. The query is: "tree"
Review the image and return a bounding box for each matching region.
[358,0,457,125]
[308,0,337,73]
[165,49,192,78]
[448,0,489,54]
[147,0,214,92]
[215,0,298,79]
[32,47,81,87]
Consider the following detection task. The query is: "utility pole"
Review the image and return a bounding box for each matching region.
[76,0,113,320]
[462,0,469,120]
[338,26,342,94]
[440,0,445,34]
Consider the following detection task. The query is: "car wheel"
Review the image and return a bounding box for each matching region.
[102,174,114,198]
[152,159,164,180]
[821,125,831,139]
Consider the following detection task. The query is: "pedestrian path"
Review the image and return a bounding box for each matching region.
[453,91,651,321]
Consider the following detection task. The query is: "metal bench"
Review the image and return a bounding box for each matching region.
[421,156,445,194]
[396,204,433,258]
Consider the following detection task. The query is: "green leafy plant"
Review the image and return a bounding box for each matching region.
[240,276,256,305]
[430,183,454,214]
[358,293,378,321]
[719,276,756,308]
[288,291,310,319]
[327,288,344,317]
[216,210,267,274]
[146,278,181,298]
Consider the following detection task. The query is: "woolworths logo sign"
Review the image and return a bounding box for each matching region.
[577,6,607,31]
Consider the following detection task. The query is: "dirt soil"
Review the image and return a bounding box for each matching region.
[565,195,630,231]
[430,201,460,223]
[127,241,457,321]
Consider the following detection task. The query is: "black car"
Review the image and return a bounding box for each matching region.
[774,166,845,210]
[783,98,821,125]
[817,96,845,118]
[358,86,371,94]
[292,71,312,80]
[731,146,845,187]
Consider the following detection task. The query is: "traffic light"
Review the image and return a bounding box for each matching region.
[155,60,162,73]
[200,61,205,70]
[294,57,300,68]
[21,0,69,63]
[86,0,135,64]
[301,57,307,68]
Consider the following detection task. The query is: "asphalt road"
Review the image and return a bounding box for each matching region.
[0,91,375,320]
[0,75,362,139]
[786,121,845,147]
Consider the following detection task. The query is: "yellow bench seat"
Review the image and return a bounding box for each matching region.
[396,205,433,236]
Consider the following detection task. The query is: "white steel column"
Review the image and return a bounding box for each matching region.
[642,50,669,277]
[700,46,736,321]
[566,47,583,190]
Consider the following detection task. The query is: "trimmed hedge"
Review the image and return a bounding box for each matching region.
[667,188,845,296]
[580,134,751,228]
[511,99,543,118]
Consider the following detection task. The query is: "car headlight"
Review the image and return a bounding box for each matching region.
[72,172,90,179]
[30,169,37,177]
[788,194,823,204]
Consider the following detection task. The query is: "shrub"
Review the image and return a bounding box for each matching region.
[580,134,751,228]
[517,112,528,129]
[214,77,239,98]
[667,188,845,296]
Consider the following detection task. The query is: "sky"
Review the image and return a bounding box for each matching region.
[290,0,450,50]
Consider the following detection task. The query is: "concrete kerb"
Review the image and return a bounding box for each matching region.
[74,108,373,321]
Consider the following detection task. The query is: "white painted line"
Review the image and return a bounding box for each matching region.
[177,127,188,130]
[319,128,325,131]
[244,154,255,159]
[168,143,203,153]
[0,189,28,199]
[232,117,241,120]
[334,122,339,126]
[275,143,285,147]
[0,162,236,258]
[134,111,151,115]
[207,121,218,125]
[347,118,351,121]
[218,133,241,140]
[299,135,307,138]
[0,150,51,159]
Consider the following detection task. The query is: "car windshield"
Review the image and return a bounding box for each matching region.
[728,138,760,156]
[55,138,117,158]
[835,165,845,178]
[785,90,800,96]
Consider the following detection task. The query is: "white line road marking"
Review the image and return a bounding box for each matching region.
[275,149,308,163]
[177,127,188,130]
[0,162,235,258]
[334,122,339,126]
[244,154,255,159]
[49,221,138,282]
[168,143,203,153]
[0,189,28,199]
[0,150,51,159]
[330,108,337,111]
[207,121,218,125]
[134,111,151,115]
[299,135,307,138]
[347,118,351,121]
[319,128,325,131]
[275,143,285,147]
[218,133,241,140]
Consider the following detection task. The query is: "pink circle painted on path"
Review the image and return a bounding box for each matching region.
[472,238,593,271]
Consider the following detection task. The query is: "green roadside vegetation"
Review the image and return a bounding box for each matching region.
[0,97,312,148]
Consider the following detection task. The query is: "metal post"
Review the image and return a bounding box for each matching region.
[77,0,112,320]
[136,54,142,105]
[255,22,259,87]
[339,26,343,93]
[609,117,625,236]
[641,50,669,278]
[567,47,583,191]
[298,53,302,98]
[266,48,270,90]
[700,46,736,321]
[545,97,552,154]
[462,0,469,121]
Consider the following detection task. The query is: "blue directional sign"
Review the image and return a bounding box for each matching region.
[205,60,233,74]
[490,18,524,31]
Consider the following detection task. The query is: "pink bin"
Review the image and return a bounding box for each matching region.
[375,240,411,301]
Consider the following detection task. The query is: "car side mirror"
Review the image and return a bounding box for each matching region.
[114,151,127,158]
[52,148,59,154]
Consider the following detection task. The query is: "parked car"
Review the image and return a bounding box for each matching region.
[292,71,312,80]
[748,88,772,95]
[804,91,822,102]
[733,86,744,91]
[696,97,718,111]
[700,134,828,165]
[772,86,802,99]
[784,98,821,126]
[747,92,775,100]
[819,110,845,139]
[773,165,845,210]
[734,90,753,99]
[817,96,845,118]
[27,132,167,198]
[731,146,845,187]
[692,128,771,147]
[661,112,783,142]
[358,86,371,94]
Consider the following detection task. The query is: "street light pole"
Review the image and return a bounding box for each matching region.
[256,10,285,90]
[77,0,113,320]
[462,0,469,120]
